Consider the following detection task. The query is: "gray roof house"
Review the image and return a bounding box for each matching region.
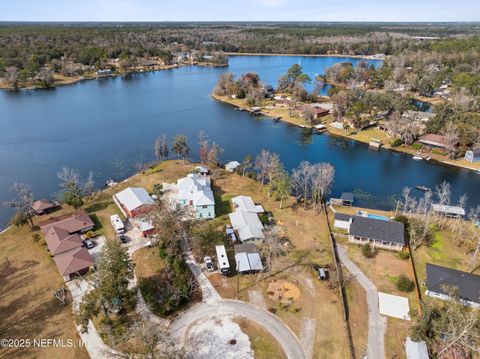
[425,263,480,308]
[405,337,429,359]
[347,216,405,251]
[234,243,263,273]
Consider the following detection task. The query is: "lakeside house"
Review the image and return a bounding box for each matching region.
[225,161,240,172]
[405,337,429,359]
[334,213,405,251]
[431,204,465,218]
[39,210,95,281]
[425,263,480,308]
[418,134,452,150]
[403,110,435,123]
[229,195,265,243]
[32,199,60,215]
[165,173,215,219]
[297,104,330,119]
[464,149,480,163]
[113,187,155,218]
[234,243,263,274]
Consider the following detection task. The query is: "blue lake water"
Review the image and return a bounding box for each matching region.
[0,55,478,227]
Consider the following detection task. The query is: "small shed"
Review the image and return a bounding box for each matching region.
[33,199,60,215]
[340,192,354,206]
[405,337,429,359]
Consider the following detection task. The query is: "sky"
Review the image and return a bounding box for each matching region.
[0,0,479,22]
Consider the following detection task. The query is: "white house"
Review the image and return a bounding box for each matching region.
[231,195,264,213]
[225,161,240,172]
[113,187,155,218]
[167,174,215,219]
[229,209,264,243]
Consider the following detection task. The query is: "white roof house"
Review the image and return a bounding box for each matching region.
[231,195,264,213]
[166,173,215,219]
[176,174,215,206]
[405,337,429,359]
[234,244,263,273]
[225,161,240,172]
[229,210,265,242]
[378,292,411,320]
[113,187,155,217]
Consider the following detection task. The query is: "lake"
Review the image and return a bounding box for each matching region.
[0,55,478,228]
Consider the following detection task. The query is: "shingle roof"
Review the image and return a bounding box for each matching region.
[349,216,405,245]
[341,192,354,202]
[53,247,94,276]
[42,225,83,255]
[426,263,480,304]
[33,199,56,212]
[38,210,94,233]
[334,213,352,221]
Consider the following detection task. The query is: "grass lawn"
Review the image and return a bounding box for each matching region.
[207,173,350,358]
[234,317,287,359]
[0,222,89,359]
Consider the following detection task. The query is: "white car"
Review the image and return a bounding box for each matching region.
[203,256,215,272]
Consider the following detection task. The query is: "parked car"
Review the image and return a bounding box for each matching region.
[84,239,95,249]
[203,256,215,272]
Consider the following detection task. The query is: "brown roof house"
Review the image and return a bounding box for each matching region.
[298,104,330,120]
[39,210,94,233]
[53,247,94,282]
[39,210,95,281]
[32,199,60,215]
[418,134,453,150]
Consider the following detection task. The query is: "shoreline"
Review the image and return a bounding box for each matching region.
[212,94,480,172]
[0,62,226,91]
[226,52,385,61]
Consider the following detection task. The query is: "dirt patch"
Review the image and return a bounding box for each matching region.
[248,290,266,309]
[267,280,301,304]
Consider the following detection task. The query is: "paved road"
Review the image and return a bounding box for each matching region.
[337,245,386,359]
[169,299,306,359]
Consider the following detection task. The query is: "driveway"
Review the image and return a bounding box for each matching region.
[169,299,306,359]
[171,250,306,359]
[337,245,386,359]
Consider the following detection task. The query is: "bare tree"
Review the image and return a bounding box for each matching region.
[468,206,480,272]
[154,134,169,163]
[4,66,19,89]
[254,149,275,185]
[435,181,451,206]
[198,130,209,164]
[402,186,412,214]
[4,183,36,229]
[261,225,287,276]
[311,163,335,209]
[291,161,314,208]
[442,122,459,159]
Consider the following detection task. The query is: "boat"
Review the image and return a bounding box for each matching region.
[314,124,327,133]
[415,185,431,192]
[273,116,281,122]
[105,179,118,187]
[425,156,431,161]
[476,169,480,175]
[412,155,423,161]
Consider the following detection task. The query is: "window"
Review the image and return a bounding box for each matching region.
[202,205,208,209]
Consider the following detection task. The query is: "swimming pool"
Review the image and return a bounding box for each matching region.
[367,214,390,221]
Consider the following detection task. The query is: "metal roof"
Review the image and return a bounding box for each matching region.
[115,187,154,212]
[432,204,465,216]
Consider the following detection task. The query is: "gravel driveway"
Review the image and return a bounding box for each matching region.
[337,245,386,359]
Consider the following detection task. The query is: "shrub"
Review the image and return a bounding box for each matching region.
[32,233,41,242]
[396,274,414,292]
[397,251,410,260]
[258,212,270,225]
[361,244,377,258]
[84,231,95,238]
[391,138,404,147]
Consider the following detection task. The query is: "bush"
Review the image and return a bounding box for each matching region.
[391,138,404,147]
[32,233,41,242]
[396,274,414,292]
[397,251,410,260]
[258,212,270,225]
[361,244,377,258]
